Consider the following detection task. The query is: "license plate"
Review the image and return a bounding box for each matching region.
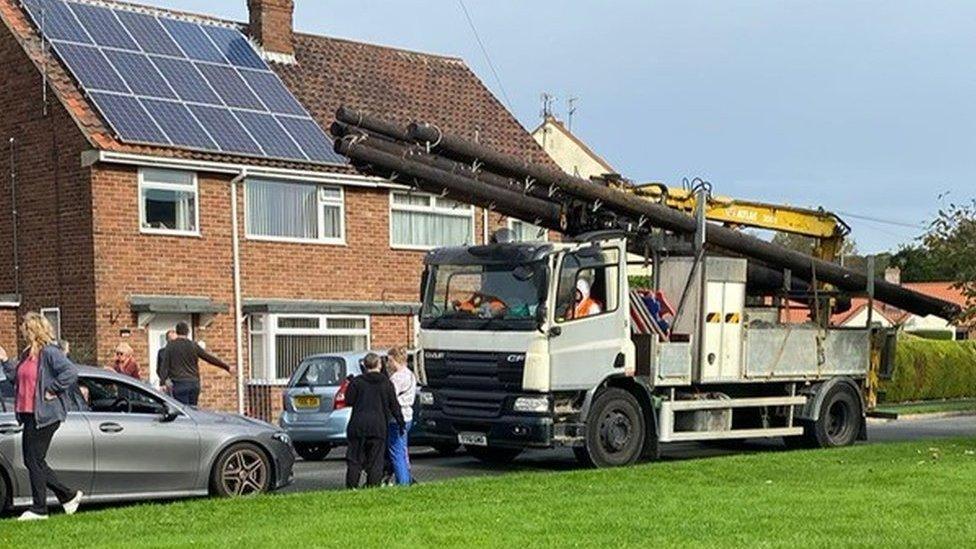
[458,432,487,446]
[294,395,321,409]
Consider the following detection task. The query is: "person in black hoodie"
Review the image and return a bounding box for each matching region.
[345,353,405,489]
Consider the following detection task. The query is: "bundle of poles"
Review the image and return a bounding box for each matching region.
[330,106,960,321]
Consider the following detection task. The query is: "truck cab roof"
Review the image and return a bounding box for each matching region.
[424,242,556,266]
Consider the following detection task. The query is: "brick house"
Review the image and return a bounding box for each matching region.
[0,0,552,418]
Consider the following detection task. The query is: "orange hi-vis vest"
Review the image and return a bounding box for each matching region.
[574,297,601,319]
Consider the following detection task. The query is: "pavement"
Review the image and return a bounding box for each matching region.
[282,414,976,494]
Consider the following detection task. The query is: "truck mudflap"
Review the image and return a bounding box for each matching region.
[418,410,556,449]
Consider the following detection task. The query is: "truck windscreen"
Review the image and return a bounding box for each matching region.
[421,261,548,331]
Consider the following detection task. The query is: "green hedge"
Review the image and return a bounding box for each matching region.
[880,338,976,402]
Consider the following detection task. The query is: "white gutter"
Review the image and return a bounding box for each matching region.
[83,150,408,189]
[230,170,247,414]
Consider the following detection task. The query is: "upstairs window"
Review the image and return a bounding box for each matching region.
[390,191,474,249]
[245,179,344,243]
[508,219,548,242]
[139,169,198,235]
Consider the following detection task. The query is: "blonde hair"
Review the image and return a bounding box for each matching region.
[115,342,134,357]
[21,312,55,355]
[387,346,407,366]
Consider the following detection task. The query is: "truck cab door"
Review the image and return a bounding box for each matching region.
[547,241,632,390]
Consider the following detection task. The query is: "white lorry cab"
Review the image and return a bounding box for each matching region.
[415,232,880,467]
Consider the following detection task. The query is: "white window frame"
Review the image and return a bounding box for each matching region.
[41,307,61,341]
[138,168,200,237]
[248,313,370,383]
[508,218,549,242]
[388,191,476,251]
[244,179,346,245]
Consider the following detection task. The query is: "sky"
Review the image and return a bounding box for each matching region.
[151,0,976,253]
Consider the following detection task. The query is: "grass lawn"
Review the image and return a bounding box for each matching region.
[875,398,976,416]
[4,438,976,548]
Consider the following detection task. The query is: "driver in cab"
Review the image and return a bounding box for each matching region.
[453,292,507,318]
[573,279,602,319]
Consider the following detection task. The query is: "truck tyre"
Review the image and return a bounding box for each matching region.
[576,388,646,468]
[811,383,862,448]
[466,445,522,464]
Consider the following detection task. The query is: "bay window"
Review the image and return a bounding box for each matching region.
[390,191,474,249]
[245,178,344,243]
[248,314,369,382]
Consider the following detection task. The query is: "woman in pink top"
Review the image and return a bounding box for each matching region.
[0,312,82,521]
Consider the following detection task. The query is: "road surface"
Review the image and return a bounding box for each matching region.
[282,414,976,494]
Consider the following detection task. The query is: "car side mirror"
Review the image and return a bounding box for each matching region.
[160,403,181,423]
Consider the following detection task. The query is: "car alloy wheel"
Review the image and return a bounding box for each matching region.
[220,446,269,496]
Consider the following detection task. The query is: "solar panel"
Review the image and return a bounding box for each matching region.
[23,0,344,165]
[115,10,183,57]
[105,50,175,99]
[141,99,216,150]
[89,92,168,143]
[70,2,136,50]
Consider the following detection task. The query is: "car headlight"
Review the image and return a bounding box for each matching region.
[513,396,549,413]
[419,391,435,406]
[272,432,291,445]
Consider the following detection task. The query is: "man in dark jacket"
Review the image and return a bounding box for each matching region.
[345,353,405,489]
[158,322,233,406]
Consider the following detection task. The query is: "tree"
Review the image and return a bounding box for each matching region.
[920,199,976,322]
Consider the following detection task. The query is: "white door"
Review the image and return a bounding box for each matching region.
[147,314,191,386]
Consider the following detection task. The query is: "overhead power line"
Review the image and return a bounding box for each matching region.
[456,0,514,111]
[835,211,927,230]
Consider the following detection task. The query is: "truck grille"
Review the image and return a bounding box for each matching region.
[424,351,524,419]
[424,351,524,392]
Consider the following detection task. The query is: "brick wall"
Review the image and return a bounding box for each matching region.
[0,21,96,357]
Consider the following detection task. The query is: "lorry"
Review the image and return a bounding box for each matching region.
[413,231,875,467]
[330,106,959,467]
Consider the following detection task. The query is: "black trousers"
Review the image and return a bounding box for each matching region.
[345,435,385,489]
[171,379,201,406]
[18,414,75,514]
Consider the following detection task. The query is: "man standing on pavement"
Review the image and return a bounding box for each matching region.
[345,353,405,489]
[158,322,233,406]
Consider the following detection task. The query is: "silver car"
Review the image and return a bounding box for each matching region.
[279,350,459,460]
[0,366,294,513]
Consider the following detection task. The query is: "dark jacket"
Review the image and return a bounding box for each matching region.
[1,344,78,428]
[345,371,405,439]
[158,338,229,383]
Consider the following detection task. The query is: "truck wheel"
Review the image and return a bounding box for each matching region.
[811,384,862,448]
[466,445,522,464]
[576,388,646,468]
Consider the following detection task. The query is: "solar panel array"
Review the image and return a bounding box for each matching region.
[23,0,344,165]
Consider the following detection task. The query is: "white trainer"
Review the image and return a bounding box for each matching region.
[62,491,83,515]
[17,510,49,521]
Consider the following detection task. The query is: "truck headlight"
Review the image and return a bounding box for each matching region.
[513,396,549,413]
[272,432,291,445]
[419,391,435,406]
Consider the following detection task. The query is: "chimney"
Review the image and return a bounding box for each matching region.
[884,267,901,285]
[248,0,295,58]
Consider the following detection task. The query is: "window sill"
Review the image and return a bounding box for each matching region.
[140,228,201,238]
[245,235,347,247]
[390,243,468,252]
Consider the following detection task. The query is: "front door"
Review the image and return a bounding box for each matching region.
[81,375,200,495]
[147,314,191,386]
[547,242,631,390]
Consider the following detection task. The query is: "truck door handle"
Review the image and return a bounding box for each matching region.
[99,422,124,433]
[0,422,23,435]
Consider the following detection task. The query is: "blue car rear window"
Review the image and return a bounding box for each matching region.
[296,357,347,387]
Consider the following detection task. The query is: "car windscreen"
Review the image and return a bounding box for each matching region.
[421,261,548,331]
[294,357,347,387]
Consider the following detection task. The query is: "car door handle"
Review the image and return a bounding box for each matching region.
[99,422,124,433]
[0,422,23,435]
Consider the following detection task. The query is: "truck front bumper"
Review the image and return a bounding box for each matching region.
[417,410,556,449]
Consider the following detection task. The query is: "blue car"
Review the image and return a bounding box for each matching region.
[279,350,459,461]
